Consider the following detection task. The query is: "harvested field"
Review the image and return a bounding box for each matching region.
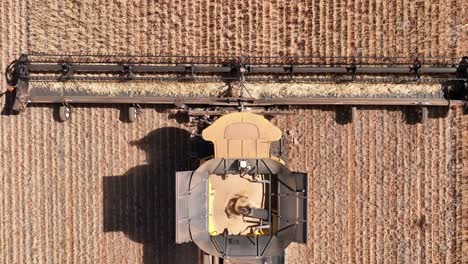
[279,106,465,264]
[0,103,466,263]
[26,0,468,57]
[1,0,467,263]
[1,0,467,90]
[0,104,200,264]
[463,111,468,263]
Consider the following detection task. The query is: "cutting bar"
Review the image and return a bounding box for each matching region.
[3,54,467,112]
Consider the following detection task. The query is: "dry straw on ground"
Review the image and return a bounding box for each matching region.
[31,81,228,97]
[244,82,442,97]
[31,81,442,98]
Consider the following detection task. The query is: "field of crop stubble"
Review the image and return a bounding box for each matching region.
[0,0,467,263]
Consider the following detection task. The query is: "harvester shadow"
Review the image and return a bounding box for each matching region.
[103,127,199,264]
[332,105,449,125]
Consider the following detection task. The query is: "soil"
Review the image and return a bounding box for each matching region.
[279,106,465,264]
[0,104,465,263]
[26,0,467,57]
[1,0,467,91]
[0,104,202,264]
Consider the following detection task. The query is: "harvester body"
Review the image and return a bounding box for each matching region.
[176,112,307,263]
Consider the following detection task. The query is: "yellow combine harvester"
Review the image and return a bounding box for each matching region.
[176,112,307,264]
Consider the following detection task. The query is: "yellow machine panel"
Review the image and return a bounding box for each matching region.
[202,112,282,159]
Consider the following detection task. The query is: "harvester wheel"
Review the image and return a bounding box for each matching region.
[58,105,71,122]
[418,107,428,124]
[128,106,138,122]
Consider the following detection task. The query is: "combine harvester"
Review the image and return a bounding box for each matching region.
[4,54,467,122]
[176,112,307,264]
[3,54,468,264]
